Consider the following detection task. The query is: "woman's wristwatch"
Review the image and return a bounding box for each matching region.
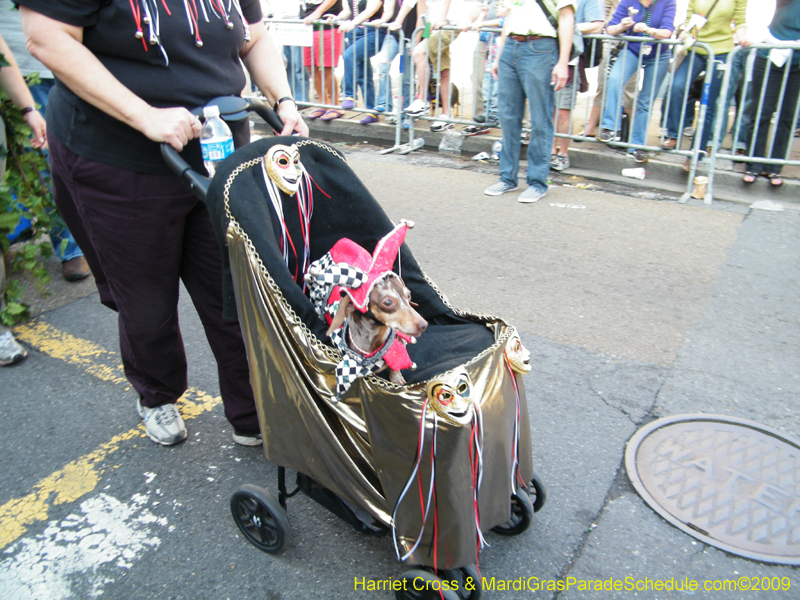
[273,96,296,112]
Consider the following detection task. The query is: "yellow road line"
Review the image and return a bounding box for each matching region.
[1,321,221,550]
[15,321,128,387]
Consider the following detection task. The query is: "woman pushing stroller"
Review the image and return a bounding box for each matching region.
[18,0,307,446]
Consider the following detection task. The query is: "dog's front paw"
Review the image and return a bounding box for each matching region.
[389,369,406,385]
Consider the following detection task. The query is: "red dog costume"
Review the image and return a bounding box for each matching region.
[305,222,415,398]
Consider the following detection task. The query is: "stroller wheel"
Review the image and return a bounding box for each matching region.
[529,472,547,513]
[230,484,290,553]
[490,490,533,536]
[438,564,482,600]
[395,569,460,600]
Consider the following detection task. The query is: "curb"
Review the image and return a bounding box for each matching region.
[254,115,800,207]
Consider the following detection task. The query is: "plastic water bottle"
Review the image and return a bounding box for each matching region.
[200,105,234,177]
[492,140,502,161]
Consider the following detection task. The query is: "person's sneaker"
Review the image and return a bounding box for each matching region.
[551,154,570,171]
[137,399,187,446]
[0,332,28,366]
[462,124,491,136]
[518,186,546,203]
[597,129,618,143]
[520,131,530,145]
[631,149,649,163]
[233,430,263,447]
[341,97,356,110]
[385,115,398,125]
[473,114,486,123]
[430,121,453,132]
[683,126,695,138]
[484,181,519,196]
[404,98,428,116]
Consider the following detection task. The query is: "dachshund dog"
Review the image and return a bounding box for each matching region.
[327,274,428,385]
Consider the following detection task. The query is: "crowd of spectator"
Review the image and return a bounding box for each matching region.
[266,0,798,198]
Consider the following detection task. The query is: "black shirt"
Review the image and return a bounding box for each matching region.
[300,1,344,19]
[17,0,262,174]
[394,0,418,41]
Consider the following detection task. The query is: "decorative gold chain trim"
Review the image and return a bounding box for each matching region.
[222,150,348,368]
[294,138,347,162]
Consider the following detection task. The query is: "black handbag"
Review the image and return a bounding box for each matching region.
[581,36,604,68]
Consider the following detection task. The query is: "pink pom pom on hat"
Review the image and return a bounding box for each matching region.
[328,220,414,312]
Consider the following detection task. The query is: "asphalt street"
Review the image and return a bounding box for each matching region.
[1,144,798,599]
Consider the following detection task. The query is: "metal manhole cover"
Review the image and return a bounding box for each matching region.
[626,414,800,565]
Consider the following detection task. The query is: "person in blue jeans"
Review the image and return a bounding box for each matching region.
[484,0,575,204]
[480,33,500,126]
[598,0,676,163]
[743,0,800,187]
[338,0,386,124]
[284,46,309,103]
[661,0,747,170]
[375,0,419,126]
[0,0,89,281]
[28,79,88,278]
[720,44,755,154]
[464,0,510,133]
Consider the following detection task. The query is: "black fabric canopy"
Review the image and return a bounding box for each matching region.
[205,136,494,383]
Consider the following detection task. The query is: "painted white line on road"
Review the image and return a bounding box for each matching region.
[0,493,167,600]
[2,321,221,550]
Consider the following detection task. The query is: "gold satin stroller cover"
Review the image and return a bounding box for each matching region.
[207,136,535,570]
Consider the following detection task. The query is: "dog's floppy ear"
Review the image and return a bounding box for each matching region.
[327,293,355,336]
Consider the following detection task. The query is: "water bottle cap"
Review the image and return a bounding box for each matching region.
[203,105,220,118]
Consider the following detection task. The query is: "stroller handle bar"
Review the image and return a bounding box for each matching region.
[160,95,284,202]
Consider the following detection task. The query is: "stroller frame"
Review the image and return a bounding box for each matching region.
[163,98,547,599]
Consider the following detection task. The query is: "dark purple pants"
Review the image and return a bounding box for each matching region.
[48,137,259,435]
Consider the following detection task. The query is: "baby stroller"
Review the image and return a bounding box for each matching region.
[163,98,546,599]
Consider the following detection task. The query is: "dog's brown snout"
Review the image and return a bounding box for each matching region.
[416,318,428,334]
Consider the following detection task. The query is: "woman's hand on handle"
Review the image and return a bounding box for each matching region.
[138,106,202,152]
[277,102,309,137]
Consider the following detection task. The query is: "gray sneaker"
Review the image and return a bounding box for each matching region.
[233,431,263,447]
[484,181,519,196]
[0,331,27,366]
[518,186,546,203]
[551,154,570,171]
[137,399,187,446]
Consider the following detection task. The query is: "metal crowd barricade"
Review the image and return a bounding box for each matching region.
[266,17,419,152]
[705,42,800,204]
[382,24,502,154]
[566,34,718,202]
[264,18,387,116]
[266,21,800,201]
